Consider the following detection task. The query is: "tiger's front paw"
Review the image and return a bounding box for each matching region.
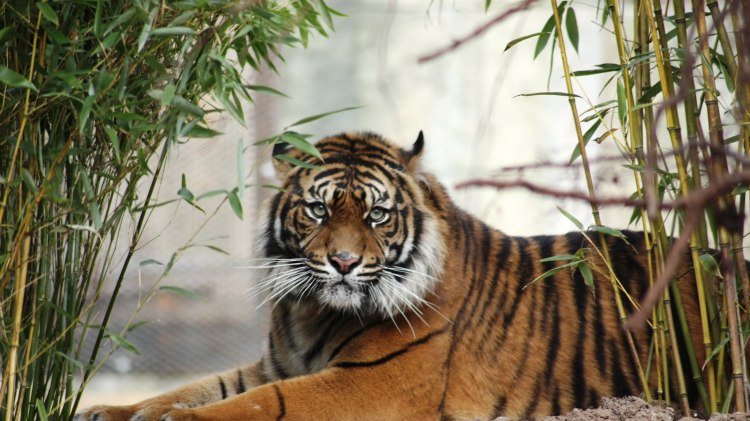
[74,405,138,421]
[75,404,177,421]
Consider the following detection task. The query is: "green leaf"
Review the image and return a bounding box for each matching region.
[287,106,361,128]
[723,134,740,145]
[525,260,580,289]
[0,27,12,45]
[698,253,722,278]
[571,63,621,77]
[107,333,142,355]
[590,224,626,239]
[274,153,320,169]
[565,7,579,52]
[79,95,95,135]
[557,206,584,230]
[280,131,323,160]
[539,254,579,262]
[36,399,49,421]
[137,8,158,53]
[0,65,37,91]
[245,84,289,97]
[140,259,164,266]
[186,124,222,138]
[515,91,580,98]
[578,262,594,289]
[534,16,556,59]
[36,2,59,26]
[504,32,549,52]
[570,119,602,163]
[20,168,38,194]
[485,0,492,11]
[228,189,243,219]
[151,27,195,37]
[616,78,627,127]
[161,84,176,107]
[159,285,204,300]
[172,95,205,117]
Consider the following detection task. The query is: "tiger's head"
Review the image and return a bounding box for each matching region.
[257,132,445,319]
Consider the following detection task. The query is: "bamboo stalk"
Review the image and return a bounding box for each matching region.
[4,236,31,421]
[553,0,652,402]
[692,0,748,410]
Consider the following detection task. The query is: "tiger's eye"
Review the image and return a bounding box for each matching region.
[311,203,327,218]
[369,207,387,222]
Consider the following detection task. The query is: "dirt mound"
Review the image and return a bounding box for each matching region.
[493,396,750,420]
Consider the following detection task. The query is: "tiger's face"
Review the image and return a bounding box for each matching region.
[258,132,444,318]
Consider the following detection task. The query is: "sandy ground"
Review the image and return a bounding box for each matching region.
[492,397,750,421]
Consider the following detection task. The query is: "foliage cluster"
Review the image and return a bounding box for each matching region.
[0,0,335,419]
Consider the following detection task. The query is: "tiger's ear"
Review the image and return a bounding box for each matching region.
[403,130,425,172]
[272,142,294,179]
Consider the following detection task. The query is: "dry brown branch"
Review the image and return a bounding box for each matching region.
[417,0,539,64]
[456,169,750,211]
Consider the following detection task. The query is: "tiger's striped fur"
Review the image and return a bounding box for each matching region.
[76,132,705,421]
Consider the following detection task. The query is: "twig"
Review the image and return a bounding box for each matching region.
[417,0,539,64]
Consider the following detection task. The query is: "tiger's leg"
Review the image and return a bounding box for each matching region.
[159,336,448,421]
[74,361,268,421]
[163,367,441,421]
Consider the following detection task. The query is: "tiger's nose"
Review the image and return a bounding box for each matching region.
[330,252,361,275]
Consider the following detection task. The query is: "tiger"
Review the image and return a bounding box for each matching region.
[76,131,708,421]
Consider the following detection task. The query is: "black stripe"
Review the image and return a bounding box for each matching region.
[568,232,589,410]
[502,238,532,329]
[611,345,634,397]
[304,314,344,369]
[491,395,507,418]
[273,384,286,421]
[268,332,290,379]
[535,237,561,390]
[236,369,246,394]
[327,322,382,364]
[334,326,448,369]
[474,234,512,339]
[478,237,516,356]
[551,385,561,415]
[218,376,228,399]
[459,223,494,336]
[438,216,480,414]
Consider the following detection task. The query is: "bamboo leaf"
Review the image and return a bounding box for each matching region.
[228,189,243,219]
[515,91,581,98]
[186,124,222,138]
[159,285,204,300]
[36,2,59,26]
[151,27,195,37]
[0,65,37,91]
[274,153,320,169]
[616,78,627,127]
[525,260,580,289]
[540,254,579,262]
[590,224,626,239]
[565,7,579,52]
[79,95,95,135]
[698,253,722,278]
[36,399,50,421]
[504,32,548,52]
[245,84,289,97]
[557,206,584,230]
[534,16,557,59]
[107,333,142,355]
[287,106,361,128]
[577,262,594,289]
[570,119,602,163]
[280,131,323,160]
